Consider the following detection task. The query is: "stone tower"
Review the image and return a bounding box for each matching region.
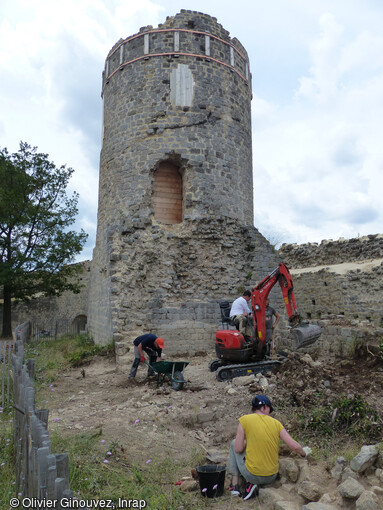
[88,10,277,352]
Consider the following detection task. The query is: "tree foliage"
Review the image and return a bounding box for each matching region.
[0,142,88,337]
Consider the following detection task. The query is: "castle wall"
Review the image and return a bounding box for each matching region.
[1,261,91,336]
[279,235,383,327]
[280,234,383,268]
[103,217,279,355]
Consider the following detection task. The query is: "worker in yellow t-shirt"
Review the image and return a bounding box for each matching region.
[228,394,312,501]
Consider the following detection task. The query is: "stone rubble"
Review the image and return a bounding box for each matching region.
[48,347,382,510]
[238,444,383,509]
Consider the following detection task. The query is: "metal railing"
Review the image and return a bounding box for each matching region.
[31,319,86,341]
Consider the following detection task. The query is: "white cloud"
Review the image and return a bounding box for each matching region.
[297,13,344,103]
[253,4,383,245]
[0,0,167,260]
[1,0,383,257]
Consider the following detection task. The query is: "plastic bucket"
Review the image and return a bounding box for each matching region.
[196,464,226,498]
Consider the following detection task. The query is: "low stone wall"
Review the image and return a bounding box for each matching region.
[301,320,383,361]
[282,262,383,327]
[279,235,383,327]
[280,234,383,268]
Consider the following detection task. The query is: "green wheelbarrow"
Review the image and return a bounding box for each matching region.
[145,360,189,390]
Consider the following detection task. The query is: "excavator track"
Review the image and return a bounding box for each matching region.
[215,359,282,382]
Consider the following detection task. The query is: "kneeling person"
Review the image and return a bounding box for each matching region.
[228,395,311,500]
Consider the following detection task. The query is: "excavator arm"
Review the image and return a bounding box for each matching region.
[251,263,321,349]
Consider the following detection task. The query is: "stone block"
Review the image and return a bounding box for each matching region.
[297,480,322,502]
[279,458,300,483]
[338,478,364,500]
[350,445,379,474]
[114,341,130,356]
[355,490,380,510]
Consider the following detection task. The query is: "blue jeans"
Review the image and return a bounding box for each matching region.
[228,440,278,486]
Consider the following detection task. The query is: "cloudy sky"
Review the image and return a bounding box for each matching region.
[1,0,382,260]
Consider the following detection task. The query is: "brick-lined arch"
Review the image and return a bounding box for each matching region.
[153,162,183,224]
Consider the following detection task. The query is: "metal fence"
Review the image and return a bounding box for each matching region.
[30,318,86,340]
[16,317,88,343]
[11,324,73,506]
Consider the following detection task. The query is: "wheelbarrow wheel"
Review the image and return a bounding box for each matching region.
[171,370,185,391]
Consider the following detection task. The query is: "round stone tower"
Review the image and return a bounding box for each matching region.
[88,10,277,352]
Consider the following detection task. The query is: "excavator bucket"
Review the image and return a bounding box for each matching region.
[291,322,322,349]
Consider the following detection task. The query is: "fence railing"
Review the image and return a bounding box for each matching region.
[10,318,87,344]
[29,319,86,342]
[12,322,73,507]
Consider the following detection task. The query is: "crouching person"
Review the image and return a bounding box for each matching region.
[128,334,164,378]
[228,394,311,500]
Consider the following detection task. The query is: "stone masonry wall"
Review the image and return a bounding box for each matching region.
[1,261,91,336]
[280,234,383,268]
[279,236,383,327]
[99,10,253,227]
[95,215,281,358]
[88,11,260,349]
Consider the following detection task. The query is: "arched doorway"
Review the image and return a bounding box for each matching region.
[72,315,87,335]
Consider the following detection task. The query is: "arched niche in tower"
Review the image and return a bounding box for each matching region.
[153,162,183,224]
[72,314,87,335]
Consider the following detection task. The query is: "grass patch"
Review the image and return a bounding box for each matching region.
[25,335,114,387]
[49,428,209,509]
[0,412,17,509]
[66,335,114,368]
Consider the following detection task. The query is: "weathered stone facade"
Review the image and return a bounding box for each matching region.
[2,261,90,336]
[92,217,279,354]
[87,10,279,350]
[280,234,383,268]
[279,235,383,326]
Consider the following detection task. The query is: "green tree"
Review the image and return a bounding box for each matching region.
[0,142,88,338]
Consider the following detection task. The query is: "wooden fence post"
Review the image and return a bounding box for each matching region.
[36,409,49,428]
[37,446,50,499]
[11,324,73,503]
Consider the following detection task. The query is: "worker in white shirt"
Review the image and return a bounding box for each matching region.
[230,290,252,339]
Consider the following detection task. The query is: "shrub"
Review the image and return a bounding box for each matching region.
[299,395,382,441]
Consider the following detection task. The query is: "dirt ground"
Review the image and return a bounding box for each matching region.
[45,349,383,509]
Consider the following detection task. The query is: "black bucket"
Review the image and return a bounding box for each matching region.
[196,464,226,498]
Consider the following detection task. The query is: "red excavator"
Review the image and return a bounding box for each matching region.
[210,263,321,381]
